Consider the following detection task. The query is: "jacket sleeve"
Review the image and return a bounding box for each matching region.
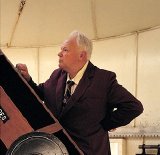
[101,72,143,131]
[28,78,45,101]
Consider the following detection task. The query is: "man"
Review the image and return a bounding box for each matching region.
[16,31,143,155]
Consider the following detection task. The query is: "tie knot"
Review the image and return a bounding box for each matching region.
[67,80,75,87]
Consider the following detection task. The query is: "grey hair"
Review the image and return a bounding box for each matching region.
[69,31,93,60]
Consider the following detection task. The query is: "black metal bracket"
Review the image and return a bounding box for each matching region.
[136,144,160,155]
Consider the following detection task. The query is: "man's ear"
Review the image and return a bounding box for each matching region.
[80,51,87,59]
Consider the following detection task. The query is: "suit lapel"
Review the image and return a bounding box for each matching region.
[60,62,95,118]
[56,71,67,116]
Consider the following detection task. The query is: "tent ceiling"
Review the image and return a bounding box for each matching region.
[1,0,160,47]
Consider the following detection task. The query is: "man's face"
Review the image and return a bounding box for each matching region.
[58,37,80,71]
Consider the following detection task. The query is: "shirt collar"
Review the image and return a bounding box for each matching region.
[67,61,89,85]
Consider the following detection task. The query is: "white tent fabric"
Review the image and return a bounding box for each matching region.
[1,0,160,47]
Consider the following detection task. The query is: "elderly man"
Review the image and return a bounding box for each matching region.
[16,31,143,155]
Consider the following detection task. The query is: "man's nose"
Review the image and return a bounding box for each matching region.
[58,50,63,57]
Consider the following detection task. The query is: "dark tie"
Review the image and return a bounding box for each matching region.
[62,80,75,108]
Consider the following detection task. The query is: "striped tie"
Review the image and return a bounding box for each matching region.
[62,80,75,107]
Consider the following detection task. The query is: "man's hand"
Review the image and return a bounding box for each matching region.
[16,63,31,82]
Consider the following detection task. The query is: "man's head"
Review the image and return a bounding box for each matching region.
[58,31,92,77]
[68,31,93,60]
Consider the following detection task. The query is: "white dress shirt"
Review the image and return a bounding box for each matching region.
[65,61,89,95]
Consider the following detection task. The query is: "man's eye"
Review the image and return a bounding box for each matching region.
[64,49,68,52]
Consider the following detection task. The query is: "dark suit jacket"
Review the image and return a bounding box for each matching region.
[29,61,143,155]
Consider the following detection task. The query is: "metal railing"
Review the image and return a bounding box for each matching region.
[136,144,160,155]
